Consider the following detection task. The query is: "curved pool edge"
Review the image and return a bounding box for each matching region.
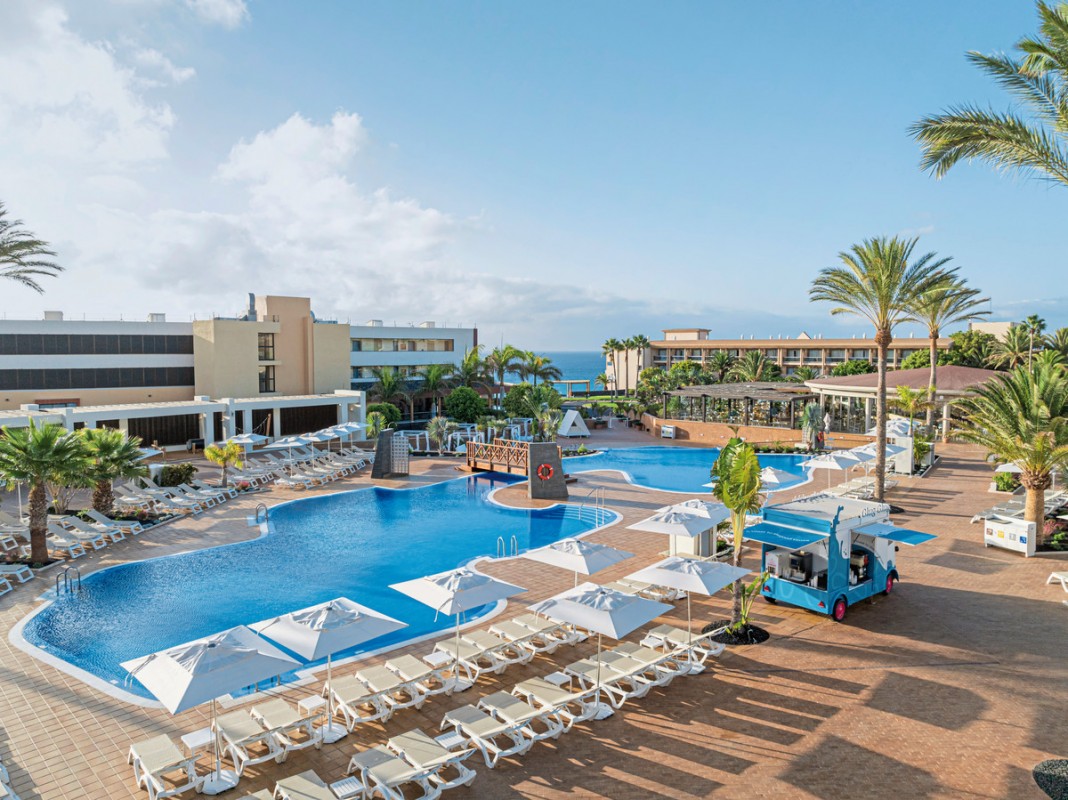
[565,458,816,495]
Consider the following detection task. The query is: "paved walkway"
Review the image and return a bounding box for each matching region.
[0,441,1064,799]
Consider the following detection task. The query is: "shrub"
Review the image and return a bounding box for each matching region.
[367,402,401,426]
[993,472,1020,492]
[158,463,198,487]
[1050,530,1068,551]
[502,383,563,418]
[443,387,488,423]
[830,359,876,377]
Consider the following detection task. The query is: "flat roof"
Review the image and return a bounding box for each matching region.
[652,337,948,347]
[668,383,813,402]
[807,365,998,394]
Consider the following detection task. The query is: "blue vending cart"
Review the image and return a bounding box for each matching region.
[744,494,935,622]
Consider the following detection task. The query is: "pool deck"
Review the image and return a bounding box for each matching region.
[0,435,1065,798]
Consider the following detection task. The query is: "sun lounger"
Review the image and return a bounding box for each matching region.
[153,495,203,516]
[347,745,442,800]
[487,619,559,655]
[61,516,125,543]
[249,697,322,756]
[564,654,662,708]
[356,664,426,712]
[86,508,144,535]
[0,512,28,537]
[235,792,272,800]
[128,734,203,800]
[511,613,583,646]
[275,474,319,489]
[177,483,225,505]
[274,770,349,800]
[0,577,11,598]
[0,533,18,553]
[0,564,33,584]
[32,532,85,560]
[387,728,477,792]
[478,691,563,742]
[510,677,599,731]
[1047,572,1068,592]
[641,623,725,671]
[385,654,453,697]
[328,673,392,730]
[215,709,287,775]
[439,705,533,768]
[432,639,506,684]
[460,630,534,667]
[48,522,106,550]
[194,479,239,499]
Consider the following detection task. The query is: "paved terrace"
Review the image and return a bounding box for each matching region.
[0,436,1064,799]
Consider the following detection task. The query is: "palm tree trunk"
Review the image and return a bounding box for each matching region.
[92,480,114,514]
[874,329,891,503]
[926,328,938,428]
[28,482,49,564]
[731,546,743,628]
[1021,471,1052,531]
[624,351,630,395]
[221,464,229,488]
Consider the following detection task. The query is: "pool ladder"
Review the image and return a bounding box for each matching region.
[579,487,607,527]
[496,535,518,558]
[56,566,82,595]
[255,503,269,524]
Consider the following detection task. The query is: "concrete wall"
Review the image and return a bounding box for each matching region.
[193,318,278,397]
[0,386,193,410]
[313,323,352,393]
[641,414,875,448]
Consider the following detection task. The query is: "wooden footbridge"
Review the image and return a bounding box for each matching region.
[466,439,530,475]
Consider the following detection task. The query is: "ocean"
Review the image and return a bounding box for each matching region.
[506,351,605,388]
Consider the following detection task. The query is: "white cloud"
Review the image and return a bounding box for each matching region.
[132,47,196,85]
[184,0,249,28]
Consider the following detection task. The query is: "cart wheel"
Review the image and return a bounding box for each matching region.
[883,575,894,596]
[831,596,847,622]
[763,596,777,604]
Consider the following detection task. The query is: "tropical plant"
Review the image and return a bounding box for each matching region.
[631,334,651,383]
[955,362,1068,526]
[810,236,956,502]
[800,402,823,451]
[442,386,488,423]
[728,351,781,382]
[534,408,564,443]
[0,202,64,293]
[366,402,401,427]
[425,416,454,455]
[789,366,819,383]
[906,279,990,425]
[1024,313,1048,369]
[158,463,197,488]
[204,441,244,488]
[1046,327,1068,358]
[912,1,1068,190]
[416,363,454,416]
[1035,349,1067,369]
[949,329,999,367]
[830,359,876,377]
[706,350,735,382]
[485,345,521,407]
[594,372,610,392]
[988,325,1033,370]
[81,427,148,514]
[518,352,563,385]
[602,338,623,397]
[453,346,491,391]
[710,438,765,630]
[735,570,771,632]
[364,411,388,439]
[369,366,408,408]
[0,422,89,563]
[894,386,931,437]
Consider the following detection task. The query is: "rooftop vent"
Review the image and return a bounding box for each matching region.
[148,313,166,323]
[419,321,436,329]
[43,311,63,321]
[367,319,383,328]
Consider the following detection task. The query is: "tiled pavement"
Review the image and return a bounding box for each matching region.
[0,441,1065,799]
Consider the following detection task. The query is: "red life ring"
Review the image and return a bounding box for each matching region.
[536,463,554,481]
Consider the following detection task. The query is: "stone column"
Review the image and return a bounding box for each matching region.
[241,409,252,434]
[272,407,283,438]
[528,442,567,500]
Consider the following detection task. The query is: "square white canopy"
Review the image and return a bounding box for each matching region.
[627,556,749,597]
[529,582,672,639]
[657,499,731,526]
[250,597,407,661]
[523,537,633,578]
[390,566,526,616]
[628,509,715,539]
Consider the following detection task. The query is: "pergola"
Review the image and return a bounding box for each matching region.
[664,382,814,429]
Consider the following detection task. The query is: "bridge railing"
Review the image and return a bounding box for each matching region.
[467,439,529,472]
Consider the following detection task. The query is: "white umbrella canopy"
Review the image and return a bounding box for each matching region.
[627,510,714,538]
[866,419,914,437]
[222,433,269,447]
[658,498,731,525]
[523,537,634,586]
[759,466,797,488]
[530,582,672,719]
[801,451,865,488]
[136,447,162,460]
[250,598,407,742]
[391,567,526,691]
[307,429,340,442]
[851,442,906,459]
[122,625,300,794]
[994,462,1024,474]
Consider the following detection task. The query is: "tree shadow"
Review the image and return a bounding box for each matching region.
[866,672,987,730]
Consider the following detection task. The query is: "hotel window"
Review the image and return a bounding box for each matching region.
[258,365,276,393]
[784,349,800,360]
[257,333,275,361]
[851,349,869,359]
[350,339,362,352]
[827,349,845,362]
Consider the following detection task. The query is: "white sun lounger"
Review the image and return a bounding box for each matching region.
[432,639,506,684]
[385,654,453,697]
[249,697,323,757]
[478,691,564,743]
[460,630,535,667]
[640,623,726,671]
[274,770,352,800]
[61,516,125,543]
[128,734,203,800]
[177,483,226,504]
[0,577,12,599]
[193,479,239,499]
[511,613,584,646]
[564,655,659,708]
[347,745,443,800]
[48,522,106,550]
[488,619,560,655]
[387,728,477,793]
[439,705,533,768]
[1046,572,1068,592]
[510,677,599,731]
[85,509,144,535]
[0,564,33,584]
[215,709,287,775]
[328,673,392,730]
[356,664,426,712]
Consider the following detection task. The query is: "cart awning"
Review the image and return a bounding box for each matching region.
[854,522,936,546]
[743,522,827,550]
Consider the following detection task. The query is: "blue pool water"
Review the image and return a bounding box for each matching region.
[22,475,607,698]
[564,446,811,494]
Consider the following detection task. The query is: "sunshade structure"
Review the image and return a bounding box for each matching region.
[530,583,672,719]
[851,442,906,459]
[251,598,407,742]
[220,433,268,448]
[628,509,716,556]
[994,462,1023,474]
[759,466,797,490]
[523,537,634,586]
[390,567,526,691]
[866,419,914,438]
[660,498,731,525]
[329,422,364,450]
[136,447,162,460]
[626,557,749,673]
[122,626,300,795]
[800,451,866,487]
[745,519,936,549]
[261,435,314,472]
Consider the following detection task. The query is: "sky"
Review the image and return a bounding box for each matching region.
[0,0,1063,349]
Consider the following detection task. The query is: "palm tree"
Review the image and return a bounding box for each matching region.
[706,350,735,382]
[789,366,819,383]
[364,411,388,439]
[0,422,89,563]
[0,203,63,293]
[728,351,781,382]
[632,334,651,384]
[426,416,453,455]
[710,439,765,629]
[810,236,956,502]
[453,346,490,391]
[894,386,931,437]
[911,1,1068,189]
[369,366,406,406]
[602,338,622,398]
[416,363,453,416]
[204,441,245,488]
[1046,327,1068,359]
[988,326,1032,370]
[81,428,148,514]
[485,345,521,407]
[1024,313,1048,369]
[595,373,610,392]
[907,279,990,425]
[519,352,563,385]
[956,362,1068,527]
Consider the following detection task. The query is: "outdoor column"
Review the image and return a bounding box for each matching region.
[241,409,252,434]
[702,396,708,423]
[198,413,209,443]
[744,399,751,426]
[864,397,873,432]
[223,410,237,439]
[789,401,795,429]
[117,418,129,434]
[941,402,951,442]
[272,407,283,438]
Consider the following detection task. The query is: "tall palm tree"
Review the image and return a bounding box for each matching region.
[907,279,990,425]
[632,334,651,384]
[1024,313,1048,369]
[369,366,406,406]
[426,416,454,455]
[485,345,521,407]
[81,428,148,514]
[956,362,1068,527]
[518,352,563,385]
[453,346,490,391]
[810,236,956,502]
[595,373,610,392]
[789,366,819,383]
[728,351,781,382]
[894,386,931,437]
[988,326,1032,370]
[620,337,639,395]
[0,203,63,293]
[706,350,735,382]
[416,363,454,416]
[204,441,245,488]
[911,1,1068,189]
[1046,327,1068,358]
[710,439,765,628]
[0,422,89,563]
[602,338,623,398]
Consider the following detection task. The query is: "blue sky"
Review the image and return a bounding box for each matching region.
[0,1,1061,348]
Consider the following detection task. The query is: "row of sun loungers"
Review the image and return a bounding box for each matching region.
[971,489,1068,524]
[272,451,374,490]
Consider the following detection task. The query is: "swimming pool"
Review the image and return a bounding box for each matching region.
[18,474,610,701]
[563,446,811,493]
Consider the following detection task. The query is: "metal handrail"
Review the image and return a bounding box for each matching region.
[510,535,518,557]
[496,536,505,559]
[254,503,269,524]
[56,565,82,595]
